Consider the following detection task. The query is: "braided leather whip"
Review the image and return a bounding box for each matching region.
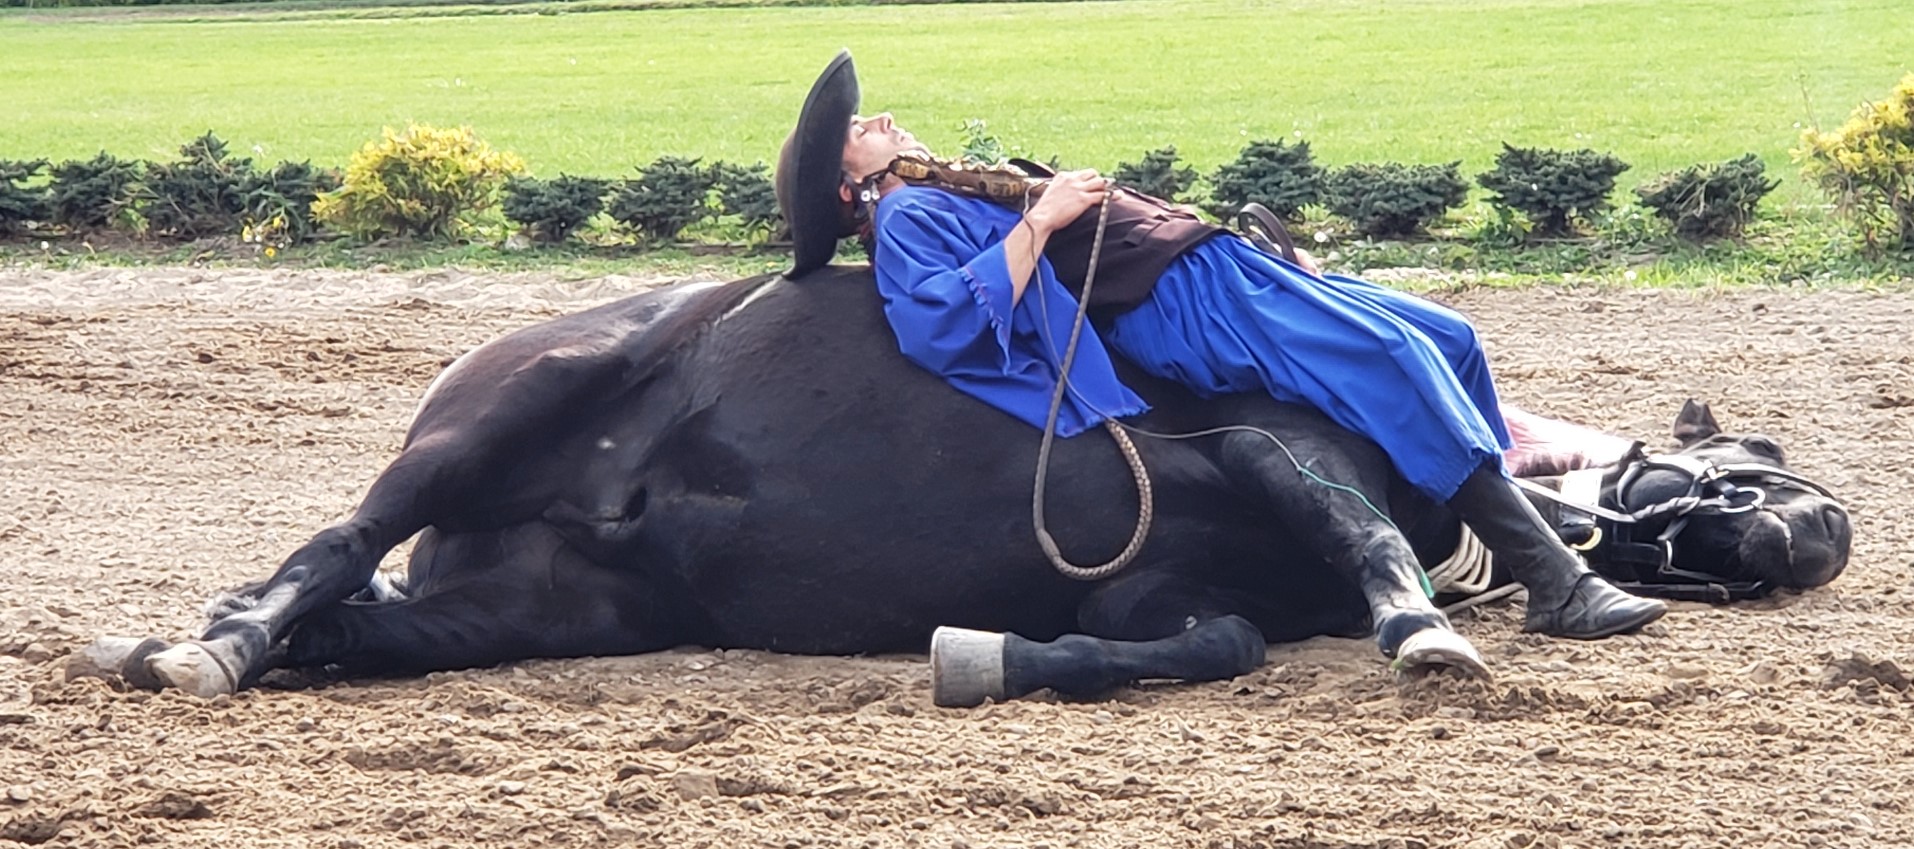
[1032,193,1155,581]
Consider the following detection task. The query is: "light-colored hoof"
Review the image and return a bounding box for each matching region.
[65,636,145,682]
[1394,628,1492,681]
[364,570,407,602]
[929,627,1006,708]
[146,642,238,698]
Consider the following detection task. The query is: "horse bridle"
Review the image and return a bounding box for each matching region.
[1516,445,1839,603]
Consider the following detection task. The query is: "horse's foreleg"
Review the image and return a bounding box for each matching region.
[929,559,1277,708]
[1217,430,1490,679]
[931,614,1267,708]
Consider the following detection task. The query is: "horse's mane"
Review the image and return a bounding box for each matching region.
[611,269,822,387]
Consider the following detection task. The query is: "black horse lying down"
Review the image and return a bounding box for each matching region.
[90,269,1851,705]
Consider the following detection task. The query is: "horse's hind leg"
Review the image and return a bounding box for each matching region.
[280,526,672,677]
[127,446,463,696]
[133,524,411,696]
[105,307,685,695]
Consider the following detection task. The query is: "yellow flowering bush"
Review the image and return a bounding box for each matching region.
[1796,73,1914,247]
[314,124,525,240]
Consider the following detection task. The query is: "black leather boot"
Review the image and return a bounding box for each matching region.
[1447,463,1667,639]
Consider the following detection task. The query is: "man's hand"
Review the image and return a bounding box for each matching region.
[1003,170,1106,305]
[1292,246,1323,276]
[1025,169,1110,234]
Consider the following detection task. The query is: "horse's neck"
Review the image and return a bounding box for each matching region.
[1501,407,1633,477]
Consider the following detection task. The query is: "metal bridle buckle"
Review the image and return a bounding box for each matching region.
[1711,485,1766,513]
[1570,525,1604,552]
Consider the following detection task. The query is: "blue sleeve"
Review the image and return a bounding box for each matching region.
[872,192,1024,377]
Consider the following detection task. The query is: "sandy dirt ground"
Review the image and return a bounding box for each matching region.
[1,266,1910,849]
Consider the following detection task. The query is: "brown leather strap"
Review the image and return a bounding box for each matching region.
[1007,157,1057,178]
[1235,202,1299,263]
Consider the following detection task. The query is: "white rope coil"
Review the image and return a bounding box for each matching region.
[1426,525,1495,596]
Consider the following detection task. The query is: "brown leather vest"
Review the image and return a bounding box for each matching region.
[1042,189,1225,318]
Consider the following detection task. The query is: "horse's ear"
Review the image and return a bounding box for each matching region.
[1672,399,1721,445]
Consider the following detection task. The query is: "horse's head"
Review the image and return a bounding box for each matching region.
[1584,400,1851,599]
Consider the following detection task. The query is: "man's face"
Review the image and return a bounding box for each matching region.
[841,113,927,184]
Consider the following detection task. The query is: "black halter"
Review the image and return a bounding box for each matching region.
[1518,445,1838,603]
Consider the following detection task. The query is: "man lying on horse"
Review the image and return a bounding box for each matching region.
[776,50,1664,642]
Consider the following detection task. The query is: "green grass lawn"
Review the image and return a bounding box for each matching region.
[3,0,1909,206]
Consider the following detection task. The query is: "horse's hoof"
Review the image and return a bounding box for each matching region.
[118,638,179,691]
[1393,628,1492,681]
[65,636,145,682]
[145,642,239,698]
[929,627,1006,708]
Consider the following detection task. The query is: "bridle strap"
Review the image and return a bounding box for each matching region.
[1709,463,1836,499]
[1512,449,1837,602]
[1516,476,1634,524]
[1610,580,1769,604]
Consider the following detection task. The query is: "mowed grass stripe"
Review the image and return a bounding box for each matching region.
[2,0,1909,204]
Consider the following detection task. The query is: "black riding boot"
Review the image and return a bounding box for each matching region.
[1447,463,1667,639]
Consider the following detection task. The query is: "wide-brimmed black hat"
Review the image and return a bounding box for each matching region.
[776,50,861,279]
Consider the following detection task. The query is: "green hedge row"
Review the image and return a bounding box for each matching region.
[7,70,1912,256]
[0,128,785,251]
[0,130,1785,251]
[1103,139,1776,241]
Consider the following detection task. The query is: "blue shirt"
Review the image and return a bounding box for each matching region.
[871,187,1148,437]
